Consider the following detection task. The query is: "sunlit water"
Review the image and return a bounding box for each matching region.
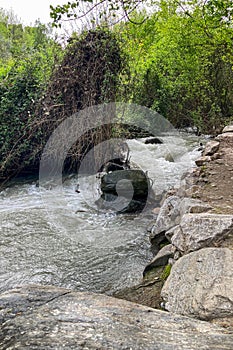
[0,132,202,294]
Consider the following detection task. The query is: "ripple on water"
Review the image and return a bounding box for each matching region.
[0,133,201,294]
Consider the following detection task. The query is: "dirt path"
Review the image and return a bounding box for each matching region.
[194,131,233,215]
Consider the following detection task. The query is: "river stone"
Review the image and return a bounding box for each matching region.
[179,198,212,215]
[203,140,220,156]
[169,213,233,254]
[161,248,233,322]
[216,132,233,141]
[195,155,211,166]
[0,285,233,350]
[144,244,175,274]
[145,137,163,144]
[101,169,148,198]
[99,169,150,213]
[150,197,212,247]
[179,168,200,189]
[165,153,174,162]
[222,125,233,133]
[149,196,182,246]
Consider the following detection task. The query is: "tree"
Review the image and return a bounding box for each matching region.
[116,1,233,131]
[50,0,149,28]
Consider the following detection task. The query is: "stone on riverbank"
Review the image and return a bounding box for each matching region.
[216,132,233,141]
[149,196,212,248]
[222,125,233,133]
[161,248,233,323]
[149,196,181,248]
[144,244,176,273]
[195,155,211,166]
[167,213,233,254]
[0,284,233,350]
[203,140,220,156]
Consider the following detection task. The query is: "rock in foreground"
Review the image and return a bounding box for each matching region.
[0,285,233,350]
[162,248,233,322]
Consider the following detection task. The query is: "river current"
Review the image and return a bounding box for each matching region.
[0,132,202,294]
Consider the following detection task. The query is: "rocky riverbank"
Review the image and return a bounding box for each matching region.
[0,126,232,348]
[115,125,233,331]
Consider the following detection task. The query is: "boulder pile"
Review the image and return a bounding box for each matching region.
[146,125,233,329]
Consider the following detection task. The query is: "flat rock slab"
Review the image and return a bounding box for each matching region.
[169,213,233,254]
[150,196,212,246]
[162,248,233,321]
[0,285,233,349]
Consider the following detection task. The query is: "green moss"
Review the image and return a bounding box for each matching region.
[160,264,172,281]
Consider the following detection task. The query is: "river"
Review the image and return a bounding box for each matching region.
[0,132,201,294]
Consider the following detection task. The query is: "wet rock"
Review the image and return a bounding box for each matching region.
[203,140,220,156]
[165,153,174,162]
[222,125,233,133]
[101,170,148,198]
[99,158,128,172]
[161,248,233,322]
[99,169,149,213]
[144,244,176,274]
[0,284,233,350]
[169,213,233,254]
[145,137,163,144]
[195,156,211,166]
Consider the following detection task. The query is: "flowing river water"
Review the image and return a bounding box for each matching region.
[0,132,202,295]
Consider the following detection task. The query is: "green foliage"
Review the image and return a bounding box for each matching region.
[35,28,125,174]
[49,0,233,132]
[0,23,124,182]
[0,10,62,182]
[116,1,233,132]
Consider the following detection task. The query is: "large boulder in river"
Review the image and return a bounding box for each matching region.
[99,169,150,213]
[161,248,233,322]
[0,284,232,349]
[101,169,149,197]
